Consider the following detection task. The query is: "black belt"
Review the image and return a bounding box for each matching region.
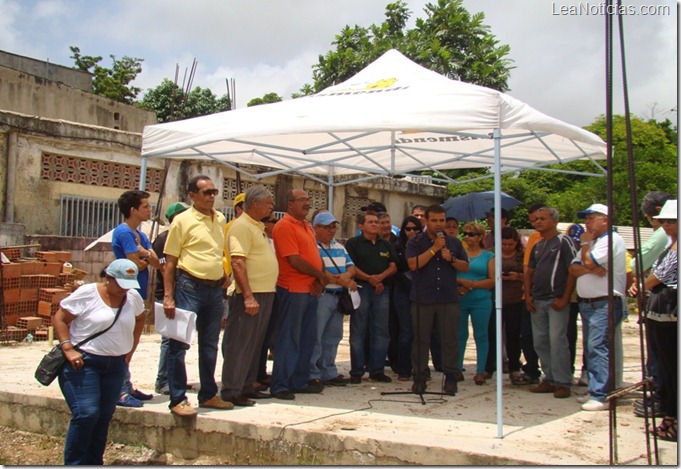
[579,296,619,304]
[325,289,344,295]
[177,269,223,288]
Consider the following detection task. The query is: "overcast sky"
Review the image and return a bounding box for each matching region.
[1,0,677,127]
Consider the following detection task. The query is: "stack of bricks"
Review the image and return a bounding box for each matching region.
[1,250,74,342]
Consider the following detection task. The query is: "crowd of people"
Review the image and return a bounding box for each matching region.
[52,180,677,463]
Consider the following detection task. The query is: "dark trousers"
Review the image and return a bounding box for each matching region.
[411,302,460,382]
[220,293,274,399]
[520,303,541,379]
[503,301,524,373]
[647,319,677,418]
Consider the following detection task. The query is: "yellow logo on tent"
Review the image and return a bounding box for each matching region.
[364,78,398,90]
[318,78,406,97]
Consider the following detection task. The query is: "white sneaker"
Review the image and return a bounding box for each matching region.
[576,394,591,403]
[581,399,608,411]
[577,370,588,386]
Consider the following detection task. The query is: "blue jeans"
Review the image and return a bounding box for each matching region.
[309,292,345,381]
[270,287,319,394]
[350,285,390,377]
[58,351,126,465]
[391,284,413,376]
[531,299,572,386]
[155,336,170,389]
[119,364,133,395]
[167,275,224,407]
[580,297,623,402]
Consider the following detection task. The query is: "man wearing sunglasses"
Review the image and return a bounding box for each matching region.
[163,175,234,416]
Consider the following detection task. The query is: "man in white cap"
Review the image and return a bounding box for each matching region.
[569,203,627,411]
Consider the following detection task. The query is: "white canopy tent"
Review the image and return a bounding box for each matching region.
[140,49,608,437]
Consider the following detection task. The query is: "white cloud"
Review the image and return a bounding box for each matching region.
[2,0,676,125]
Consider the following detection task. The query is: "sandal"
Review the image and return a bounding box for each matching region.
[653,417,678,442]
[473,374,486,386]
[116,393,143,408]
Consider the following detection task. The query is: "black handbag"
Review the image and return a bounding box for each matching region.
[336,289,355,316]
[318,243,357,315]
[647,284,678,317]
[35,295,127,386]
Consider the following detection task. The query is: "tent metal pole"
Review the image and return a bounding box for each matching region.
[328,166,335,212]
[139,157,148,191]
[493,128,504,438]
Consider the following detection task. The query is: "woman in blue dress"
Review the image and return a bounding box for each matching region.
[456,222,495,385]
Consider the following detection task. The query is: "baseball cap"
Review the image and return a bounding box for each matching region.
[105,259,140,290]
[577,203,608,218]
[233,193,246,208]
[567,223,585,244]
[314,212,338,226]
[165,202,189,222]
[653,200,677,220]
[360,201,387,212]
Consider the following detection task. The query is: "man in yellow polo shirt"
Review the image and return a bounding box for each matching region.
[220,185,278,406]
[163,175,234,417]
[222,192,245,280]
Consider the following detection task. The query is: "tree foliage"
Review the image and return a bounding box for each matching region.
[247,92,283,107]
[69,46,143,104]
[137,79,231,123]
[443,116,677,228]
[310,0,513,92]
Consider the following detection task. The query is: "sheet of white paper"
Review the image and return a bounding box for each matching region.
[154,302,197,345]
[350,289,361,309]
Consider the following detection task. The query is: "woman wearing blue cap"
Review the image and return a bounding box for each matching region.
[52,259,146,465]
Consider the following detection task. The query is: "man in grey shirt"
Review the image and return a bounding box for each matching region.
[524,207,577,399]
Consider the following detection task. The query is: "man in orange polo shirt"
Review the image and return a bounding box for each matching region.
[269,189,328,400]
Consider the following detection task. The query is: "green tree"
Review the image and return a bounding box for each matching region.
[247,92,283,107]
[309,0,513,92]
[516,115,677,226]
[69,46,143,104]
[138,79,231,123]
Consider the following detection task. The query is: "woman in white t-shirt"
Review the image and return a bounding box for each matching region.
[52,259,146,465]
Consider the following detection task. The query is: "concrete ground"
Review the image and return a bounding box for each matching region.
[0,311,677,465]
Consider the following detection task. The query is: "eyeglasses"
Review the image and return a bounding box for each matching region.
[462,231,480,237]
[659,219,677,224]
[291,197,311,203]
[197,188,219,196]
[403,226,420,232]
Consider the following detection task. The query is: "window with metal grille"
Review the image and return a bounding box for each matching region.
[59,195,156,238]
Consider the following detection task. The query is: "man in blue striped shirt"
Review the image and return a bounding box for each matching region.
[310,212,358,386]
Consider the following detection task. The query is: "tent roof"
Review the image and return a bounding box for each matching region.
[141,49,607,185]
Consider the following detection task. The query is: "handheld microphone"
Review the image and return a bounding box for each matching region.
[437,231,445,238]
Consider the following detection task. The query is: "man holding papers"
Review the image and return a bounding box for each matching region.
[220,185,278,406]
[163,175,234,417]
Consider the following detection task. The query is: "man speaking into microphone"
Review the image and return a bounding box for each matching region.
[405,205,469,395]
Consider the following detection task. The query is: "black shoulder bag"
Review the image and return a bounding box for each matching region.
[35,295,127,386]
[318,243,356,315]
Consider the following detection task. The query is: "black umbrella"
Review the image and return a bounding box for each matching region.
[442,191,522,222]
